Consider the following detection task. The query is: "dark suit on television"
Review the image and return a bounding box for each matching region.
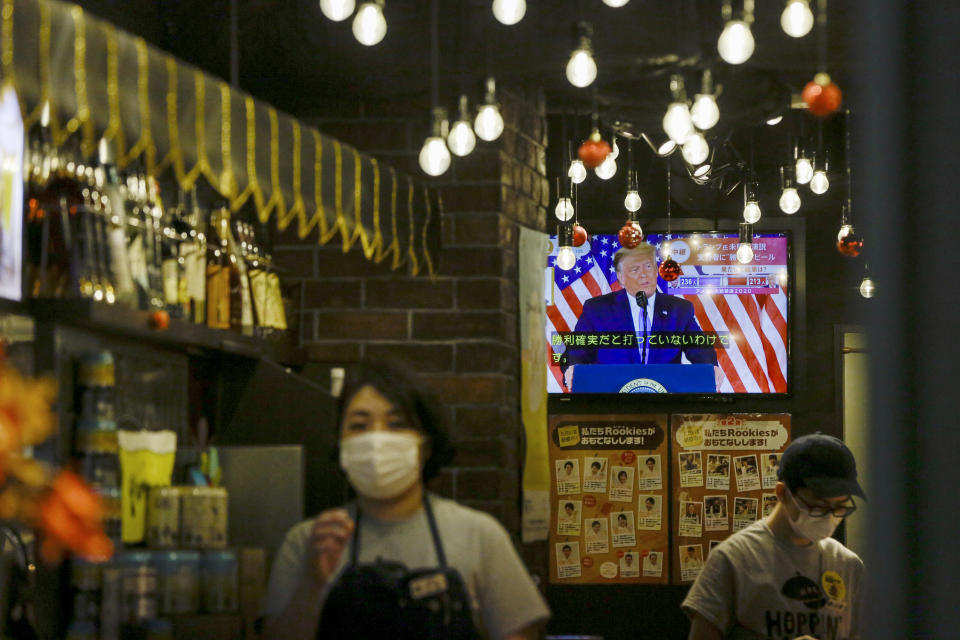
[565,288,718,366]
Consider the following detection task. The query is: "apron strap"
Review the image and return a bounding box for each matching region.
[348,493,448,568]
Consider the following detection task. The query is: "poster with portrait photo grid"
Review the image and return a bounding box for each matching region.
[548,414,670,585]
[670,413,791,584]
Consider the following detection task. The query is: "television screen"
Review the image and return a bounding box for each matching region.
[545,232,789,395]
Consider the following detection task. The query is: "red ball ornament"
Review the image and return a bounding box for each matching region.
[618,221,643,249]
[802,73,843,118]
[578,129,612,169]
[572,223,588,247]
[149,309,170,330]
[658,258,681,282]
[836,224,863,257]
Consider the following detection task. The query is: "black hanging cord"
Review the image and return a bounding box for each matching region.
[817,0,828,74]
[430,0,440,110]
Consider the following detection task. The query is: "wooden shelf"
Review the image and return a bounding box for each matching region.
[25,298,306,366]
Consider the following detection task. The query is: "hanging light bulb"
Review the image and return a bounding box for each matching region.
[352,0,387,46]
[555,197,574,222]
[663,103,694,145]
[474,77,504,142]
[736,222,755,264]
[609,138,620,161]
[602,0,630,6]
[624,190,642,212]
[491,0,525,25]
[556,224,577,270]
[447,95,476,157]
[717,1,755,65]
[766,115,783,125]
[691,94,720,131]
[795,155,813,185]
[419,108,451,177]
[568,159,587,184]
[682,133,709,165]
[595,155,617,180]
[743,177,761,223]
[320,0,355,21]
[779,167,801,214]
[859,270,875,299]
[781,0,814,38]
[566,23,597,88]
[810,156,829,194]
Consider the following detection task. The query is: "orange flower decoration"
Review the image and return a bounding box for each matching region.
[0,363,57,454]
[38,470,113,564]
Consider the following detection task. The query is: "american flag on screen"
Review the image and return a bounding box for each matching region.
[545,233,789,394]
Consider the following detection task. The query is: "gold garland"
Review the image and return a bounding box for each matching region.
[22,0,51,129]
[279,119,306,235]
[60,5,94,157]
[231,96,263,213]
[311,128,329,241]
[407,178,418,275]
[259,107,285,223]
[388,167,400,269]
[1,0,16,91]
[122,38,156,171]
[155,56,182,180]
[219,82,235,199]
[421,187,434,276]
[100,22,126,160]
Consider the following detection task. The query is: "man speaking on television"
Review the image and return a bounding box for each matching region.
[563,243,721,390]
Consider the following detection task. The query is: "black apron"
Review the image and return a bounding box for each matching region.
[316,495,481,640]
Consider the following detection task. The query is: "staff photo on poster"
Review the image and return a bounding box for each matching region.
[556,458,581,494]
[680,544,705,582]
[679,451,703,487]
[620,551,640,578]
[679,500,703,537]
[583,456,608,492]
[733,497,759,531]
[557,500,582,536]
[704,495,729,531]
[762,452,781,489]
[609,466,635,502]
[706,454,730,490]
[637,495,662,530]
[643,550,664,577]
[556,542,582,579]
[610,511,637,547]
[585,517,610,554]
[734,454,761,492]
[762,493,778,517]
[637,454,662,490]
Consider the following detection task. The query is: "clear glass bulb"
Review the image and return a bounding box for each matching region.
[693,163,712,178]
[795,157,814,184]
[566,49,597,88]
[602,0,630,6]
[810,170,830,194]
[492,0,525,25]
[859,276,875,299]
[663,102,694,144]
[766,115,783,125]
[568,159,587,184]
[657,139,677,156]
[556,246,577,271]
[595,156,617,180]
[717,20,755,65]
[743,201,762,223]
[320,0,355,21]
[781,0,814,38]
[554,197,575,222]
[682,133,709,165]
[418,136,451,176]
[779,187,801,214]
[736,242,755,264]
[474,105,504,141]
[447,120,476,157]
[352,2,387,46]
[837,224,853,242]
[661,242,672,259]
[609,139,620,160]
[691,94,720,130]
[624,190,642,212]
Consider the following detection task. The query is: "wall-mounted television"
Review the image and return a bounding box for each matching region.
[545,232,790,395]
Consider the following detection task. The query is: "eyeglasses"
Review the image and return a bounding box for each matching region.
[792,491,857,518]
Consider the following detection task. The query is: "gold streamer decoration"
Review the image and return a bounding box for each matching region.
[122,38,156,172]
[100,22,126,160]
[4,0,435,274]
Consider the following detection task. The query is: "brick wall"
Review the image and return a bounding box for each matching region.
[275,88,549,544]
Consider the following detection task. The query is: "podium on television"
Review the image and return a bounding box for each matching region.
[570,364,716,394]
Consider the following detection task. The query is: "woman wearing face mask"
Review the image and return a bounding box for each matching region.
[682,434,866,640]
[261,360,550,640]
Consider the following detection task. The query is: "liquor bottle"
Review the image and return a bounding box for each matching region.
[144,176,165,310]
[124,169,150,308]
[161,190,185,318]
[205,207,230,330]
[24,102,56,298]
[216,207,254,336]
[98,138,137,308]
[237,221,267,337]
[184,187,207,324]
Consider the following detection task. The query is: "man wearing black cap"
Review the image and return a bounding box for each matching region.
[683,434,865,640]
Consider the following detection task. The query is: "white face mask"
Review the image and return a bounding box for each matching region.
[786,490,844,542]
[339,431,422,499]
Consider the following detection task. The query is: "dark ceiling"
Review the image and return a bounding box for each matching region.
[75,0,854,226]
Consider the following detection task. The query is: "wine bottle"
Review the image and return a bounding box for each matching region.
[205,207,230,329]
[98,138,137,308]
[217,208,254,336]
[185,187,207,324]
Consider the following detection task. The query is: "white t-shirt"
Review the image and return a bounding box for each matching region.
[682,519,863,640]
[263,494,550,639]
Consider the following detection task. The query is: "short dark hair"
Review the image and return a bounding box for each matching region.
[564,461,574,469]
[591,461,601,470]
[562,544,572,552]
[645,457,656,465]
[336,359,455,482]
[617,513,627,521]
[645,497,655,505]
[565,502,574,510]
[618,470,628,479]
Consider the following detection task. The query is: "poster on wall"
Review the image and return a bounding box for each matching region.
[670,413,791,584]
[0,87,24,301]
[548,414,669,585]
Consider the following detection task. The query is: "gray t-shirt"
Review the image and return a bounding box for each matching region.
[682,520,863,640]
[263,494,550,639]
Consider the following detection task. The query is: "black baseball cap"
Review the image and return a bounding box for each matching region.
[777,433,866,499]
